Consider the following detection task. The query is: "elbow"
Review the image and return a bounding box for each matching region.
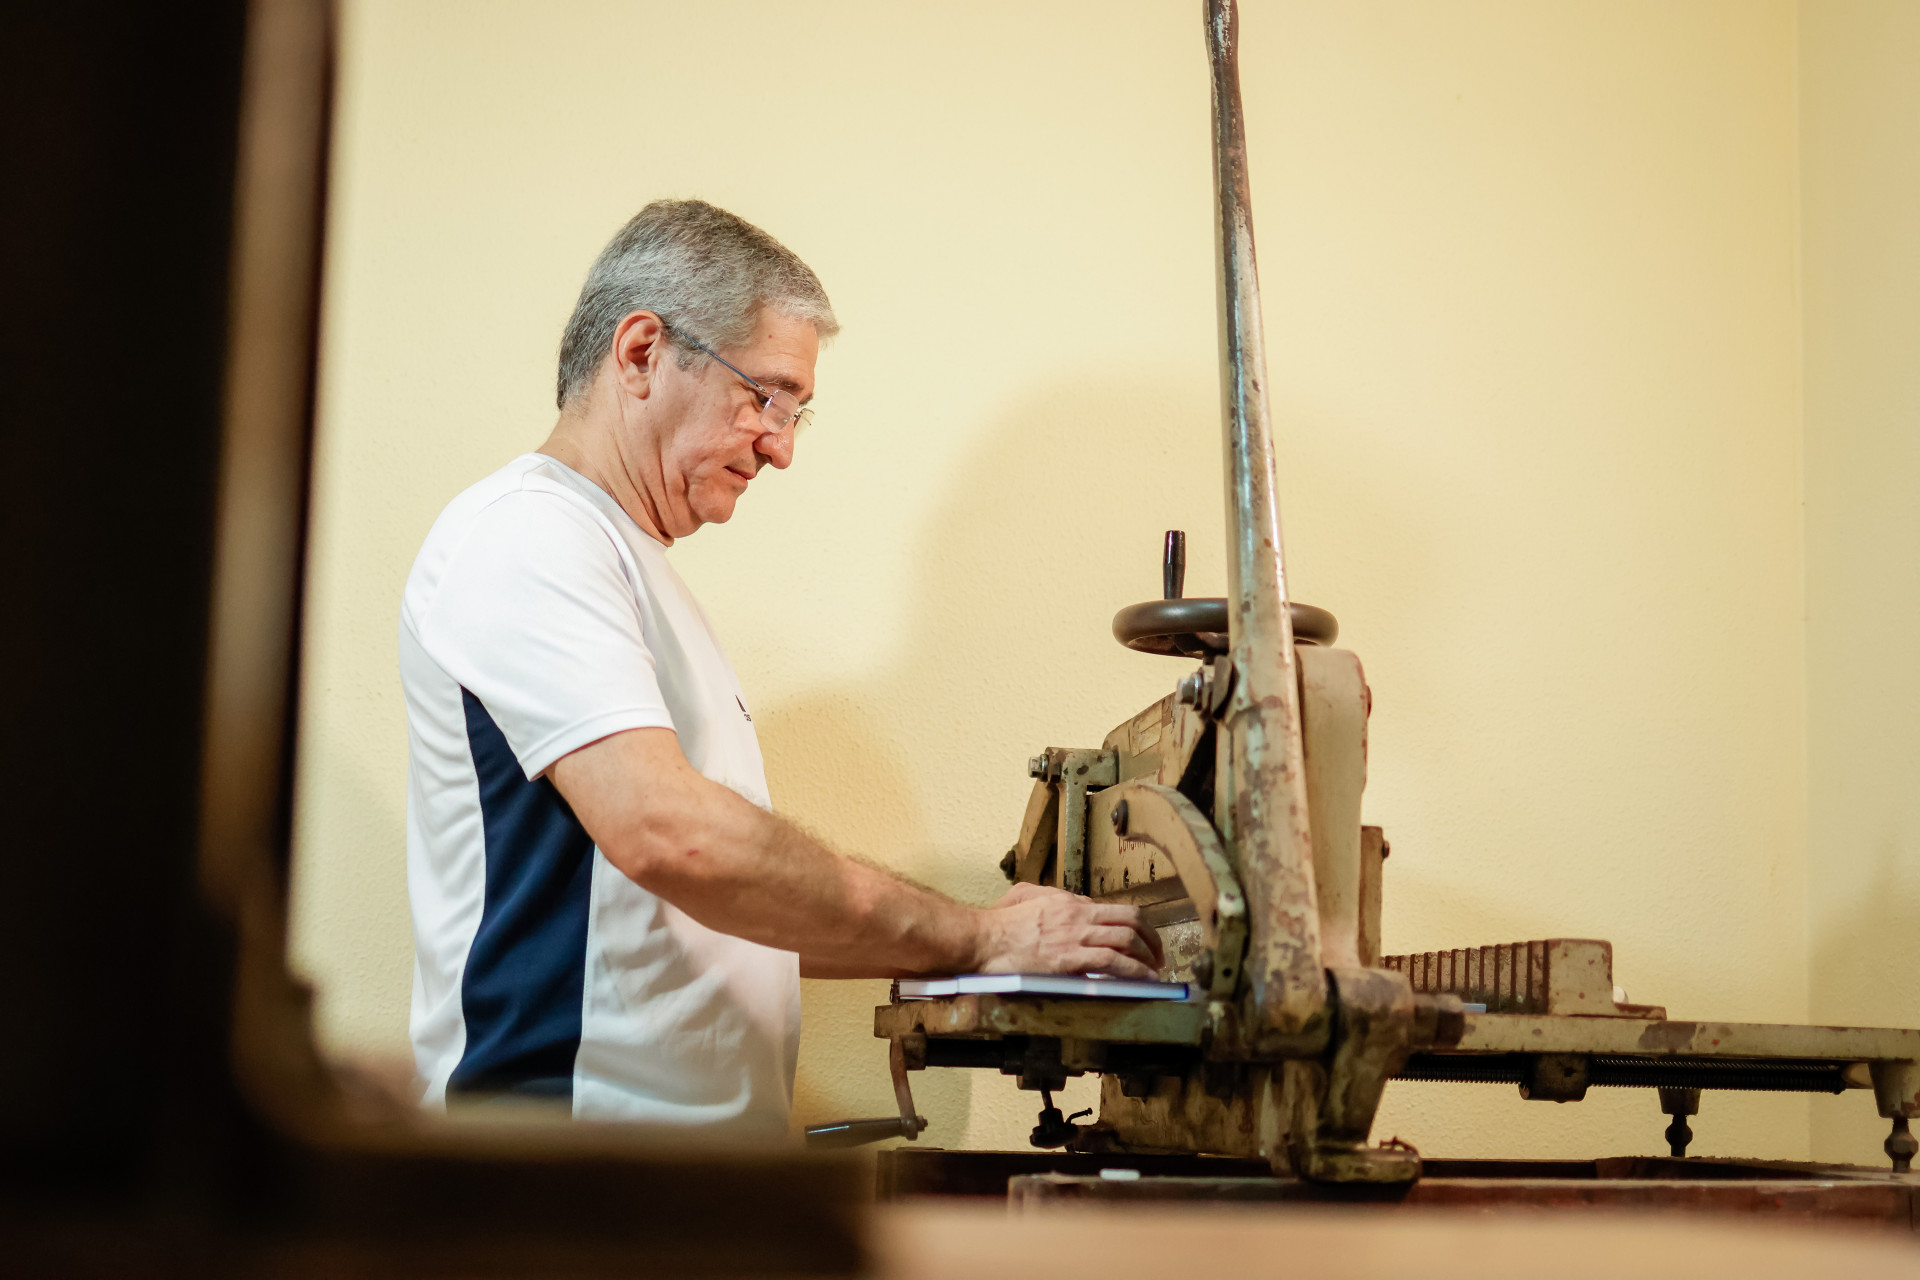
[598,801,707,892]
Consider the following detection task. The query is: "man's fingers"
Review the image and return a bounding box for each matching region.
[1083,924,1160,970]
[1136,930,1164,970]
[1084,904,1165,965]
[1073,949,1157,981]
[979,895,1165,978]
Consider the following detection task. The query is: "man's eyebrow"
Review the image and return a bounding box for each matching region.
[756,372,810,402]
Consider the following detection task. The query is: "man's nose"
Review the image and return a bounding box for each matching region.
[755,427,795,470]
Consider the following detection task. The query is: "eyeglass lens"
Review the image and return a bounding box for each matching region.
[759,388,810,437]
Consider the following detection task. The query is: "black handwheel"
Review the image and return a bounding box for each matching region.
[1111,597,1338,657]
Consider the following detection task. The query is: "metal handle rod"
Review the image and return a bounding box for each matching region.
[803,1115,926,1149]
[1205,0,1327,1047]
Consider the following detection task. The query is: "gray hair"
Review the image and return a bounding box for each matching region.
[555,199,839,409]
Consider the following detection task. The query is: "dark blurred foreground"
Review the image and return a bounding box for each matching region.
[0,4,862,1275]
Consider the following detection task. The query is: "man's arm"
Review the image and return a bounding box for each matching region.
[548,727,1163,979]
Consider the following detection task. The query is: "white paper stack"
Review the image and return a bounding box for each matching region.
[895,974,1191,1001]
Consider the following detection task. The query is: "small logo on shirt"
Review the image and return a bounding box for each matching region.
[736,696,752,722]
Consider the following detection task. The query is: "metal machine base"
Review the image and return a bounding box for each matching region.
[875,1148,1920,1231]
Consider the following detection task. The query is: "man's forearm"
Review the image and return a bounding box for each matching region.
[651,794,989,975]
[551,727,1160,980]
[552,728,986,975]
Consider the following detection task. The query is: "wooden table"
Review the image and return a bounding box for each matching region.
[872,1200,1920,1280]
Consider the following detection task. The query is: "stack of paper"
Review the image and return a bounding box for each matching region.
[896,974,1191,1001]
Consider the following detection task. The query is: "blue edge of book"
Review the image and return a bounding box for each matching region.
[896,973,1192,1001]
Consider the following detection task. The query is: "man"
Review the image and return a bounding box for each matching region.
[402,200,1161,1135]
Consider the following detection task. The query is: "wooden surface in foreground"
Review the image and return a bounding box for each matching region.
[870,1201,1920,1280]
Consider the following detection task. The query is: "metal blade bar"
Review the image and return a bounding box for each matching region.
[1205,0,1326,1048]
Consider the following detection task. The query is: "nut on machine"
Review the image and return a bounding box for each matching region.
[863,0,1920,1184]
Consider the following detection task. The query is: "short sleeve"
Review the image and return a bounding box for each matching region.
[414,491,674,778]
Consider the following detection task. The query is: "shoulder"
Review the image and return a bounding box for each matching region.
[403,456,628,627]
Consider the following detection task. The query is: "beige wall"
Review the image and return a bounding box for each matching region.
[1801,0,1920,1165]
[294,0,1845,1159]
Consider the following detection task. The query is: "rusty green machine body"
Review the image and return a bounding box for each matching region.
[866,0,1920,1184]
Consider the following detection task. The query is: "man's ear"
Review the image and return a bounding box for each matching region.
[609,310,668,400]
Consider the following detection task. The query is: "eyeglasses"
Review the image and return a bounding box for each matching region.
[662,321,813,438]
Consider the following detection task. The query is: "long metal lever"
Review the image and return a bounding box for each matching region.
[803,1038,927,1150]
[1205,0,1326,1053]
[803,1115,923,1149]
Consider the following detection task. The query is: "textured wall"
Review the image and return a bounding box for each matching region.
[292,0,1818,1158]
[1800,0,1920,1166]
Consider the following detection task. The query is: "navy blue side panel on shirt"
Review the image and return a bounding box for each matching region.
[449,688,594,1099]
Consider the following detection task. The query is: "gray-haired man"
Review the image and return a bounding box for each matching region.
[401,200,1160,1133]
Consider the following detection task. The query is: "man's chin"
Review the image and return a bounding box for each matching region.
[687,491,738,528]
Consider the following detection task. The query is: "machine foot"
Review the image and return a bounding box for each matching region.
[1659,1086,1700,1159]
[1297,1138,1422,1185]
[1886,1117,1916,1174]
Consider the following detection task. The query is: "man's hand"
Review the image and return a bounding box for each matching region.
[972,882,1165,980]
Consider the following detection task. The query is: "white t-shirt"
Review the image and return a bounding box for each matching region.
[400,452,800,1137]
